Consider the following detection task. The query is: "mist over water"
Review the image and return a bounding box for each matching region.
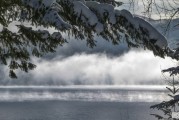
[0,85,169,102]
[0,50,176,86]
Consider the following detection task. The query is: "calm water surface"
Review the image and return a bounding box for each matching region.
[0,86,165,120]
[0,101,160,120]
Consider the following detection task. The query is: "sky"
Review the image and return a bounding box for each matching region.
[0,0,179,86]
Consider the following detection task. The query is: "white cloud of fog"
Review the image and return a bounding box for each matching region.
[5,49,174,86]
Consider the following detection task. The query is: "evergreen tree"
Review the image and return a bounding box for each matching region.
[151,71,179,120]
[0,0,174,78]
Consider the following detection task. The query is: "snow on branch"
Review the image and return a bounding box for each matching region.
[0,0,175,78]
[86,1,116,24]
[21,0,168,50]
[162,66,179,76]
[22,0,71,30]
[73,1,99,26]
[115,9,168,49]
[86,0,123,6]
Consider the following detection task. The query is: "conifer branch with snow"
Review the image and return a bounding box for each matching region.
[0,0,177,78]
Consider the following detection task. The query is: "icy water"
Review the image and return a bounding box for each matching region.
[0,86,167,120]
[0,101,160,120]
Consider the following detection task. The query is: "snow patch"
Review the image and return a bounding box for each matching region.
[52,32,62,39]
[43,10,71,30]
[115,9,167,49]
[0,24,3,32]
[95,23,104,34]
[73,1,98,26]
[134,17,167,48]
[86,1,116,24]
[22,0,71,30]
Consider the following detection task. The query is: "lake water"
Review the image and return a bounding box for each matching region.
[0,85,168,120]
[0,101,160,120]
